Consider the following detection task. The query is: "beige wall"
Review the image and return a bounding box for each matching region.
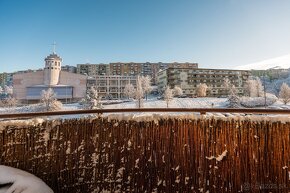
[13,71,87,101]
[59,71,87,99]
[13,71,44,100]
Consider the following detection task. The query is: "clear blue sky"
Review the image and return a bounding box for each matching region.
[1,0,290,73]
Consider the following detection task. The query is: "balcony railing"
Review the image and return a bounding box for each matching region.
[1,108,290,119]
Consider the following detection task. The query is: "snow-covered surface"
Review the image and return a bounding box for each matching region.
[2,97,290,121]
[206,150,228,162]
[236,53,290,70]
[103,97,227,109]
[0,165,53,193]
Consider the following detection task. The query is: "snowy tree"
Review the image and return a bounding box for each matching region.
[255,77,264,97]
[84,86,102,109]
[227,85,240,108]
[123,83,135,99]
[41,88,63,111]
[5,97,18,108]
[244,78,264,97]
[222,78,232,96]
[135,76,144,108]
[173,86,183,97]
[0,86,3,94]
[0,96,17,108]
[141,75,152,100]
[4,85,13,97]
[279,83,290,104]
[229,85,238,96]
[196,83,208,97]
[164,86,173,108]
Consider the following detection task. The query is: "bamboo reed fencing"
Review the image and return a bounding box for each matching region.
[0,116,289,192]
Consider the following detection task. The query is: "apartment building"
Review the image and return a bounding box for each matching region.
[77,62,198,85]
[158,68,250,96]
[0,72,14,87]
[61,65,77,73]
[77,63,109,76]
[87,75,137,99]
[110,62,142,76]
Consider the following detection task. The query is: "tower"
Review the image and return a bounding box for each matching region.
[44,43,62,86]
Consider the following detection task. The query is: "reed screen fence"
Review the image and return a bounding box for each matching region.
[0,116,289,192]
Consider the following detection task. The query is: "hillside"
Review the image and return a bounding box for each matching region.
[236,54,290,70]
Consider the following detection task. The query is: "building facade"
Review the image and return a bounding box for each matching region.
[77,63,109,76]
[61,65,77,73]
[0,72,13,87]
[158,68,250,97]
[87,75,137,99]
[77,62,198,85]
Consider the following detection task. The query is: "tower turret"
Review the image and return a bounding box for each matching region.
[44,53,62,86]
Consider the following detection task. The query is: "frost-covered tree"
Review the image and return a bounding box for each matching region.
[135,76,144,108]
[5,97,18,108]
[0,96,17,108]
[4,85,13,97]
[222,78,232,96]
[255,77,264,97]
[227,85,240,108]
[123,83,135,99]
[164,86,173,108]
[173,86,183,97]
[41,88,63,111]
[196,83,208,97]
[141,75,152,100]
[279,83,290,104]
[244,78,264,97]
[84,86,102,109]
[0,86,3,94]
[229,85,238,95]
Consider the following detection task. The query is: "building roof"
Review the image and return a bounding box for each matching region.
[45,53,62,61]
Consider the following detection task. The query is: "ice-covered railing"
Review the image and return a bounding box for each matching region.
[2,107,290,119]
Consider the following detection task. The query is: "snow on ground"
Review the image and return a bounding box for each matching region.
[0,165,53,193]
[0,97,227,115]
[103,97,228,109]
[2,97,290,120]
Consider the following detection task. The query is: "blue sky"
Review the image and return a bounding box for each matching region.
[1,0,290,72]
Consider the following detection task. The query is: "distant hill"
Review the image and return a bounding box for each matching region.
[235,54,290,70]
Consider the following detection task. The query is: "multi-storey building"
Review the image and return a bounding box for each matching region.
[77,62,198,85]
[158,68,250,97]
[87,75,137,99]
[109,62,142,76]
[0,72,14,87]
[77,63,109,76]
[61,65,77,73]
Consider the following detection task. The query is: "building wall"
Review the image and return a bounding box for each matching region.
[157,68,250,96]
[0,72,14,87]
[157,70,168,93]
[77,62,198,85]
[87,75,137,99]
[13,71,44,100]
[58,71,87,99]
[61,65,77,73]
[13,71,86,101]
[77,64,109,76]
